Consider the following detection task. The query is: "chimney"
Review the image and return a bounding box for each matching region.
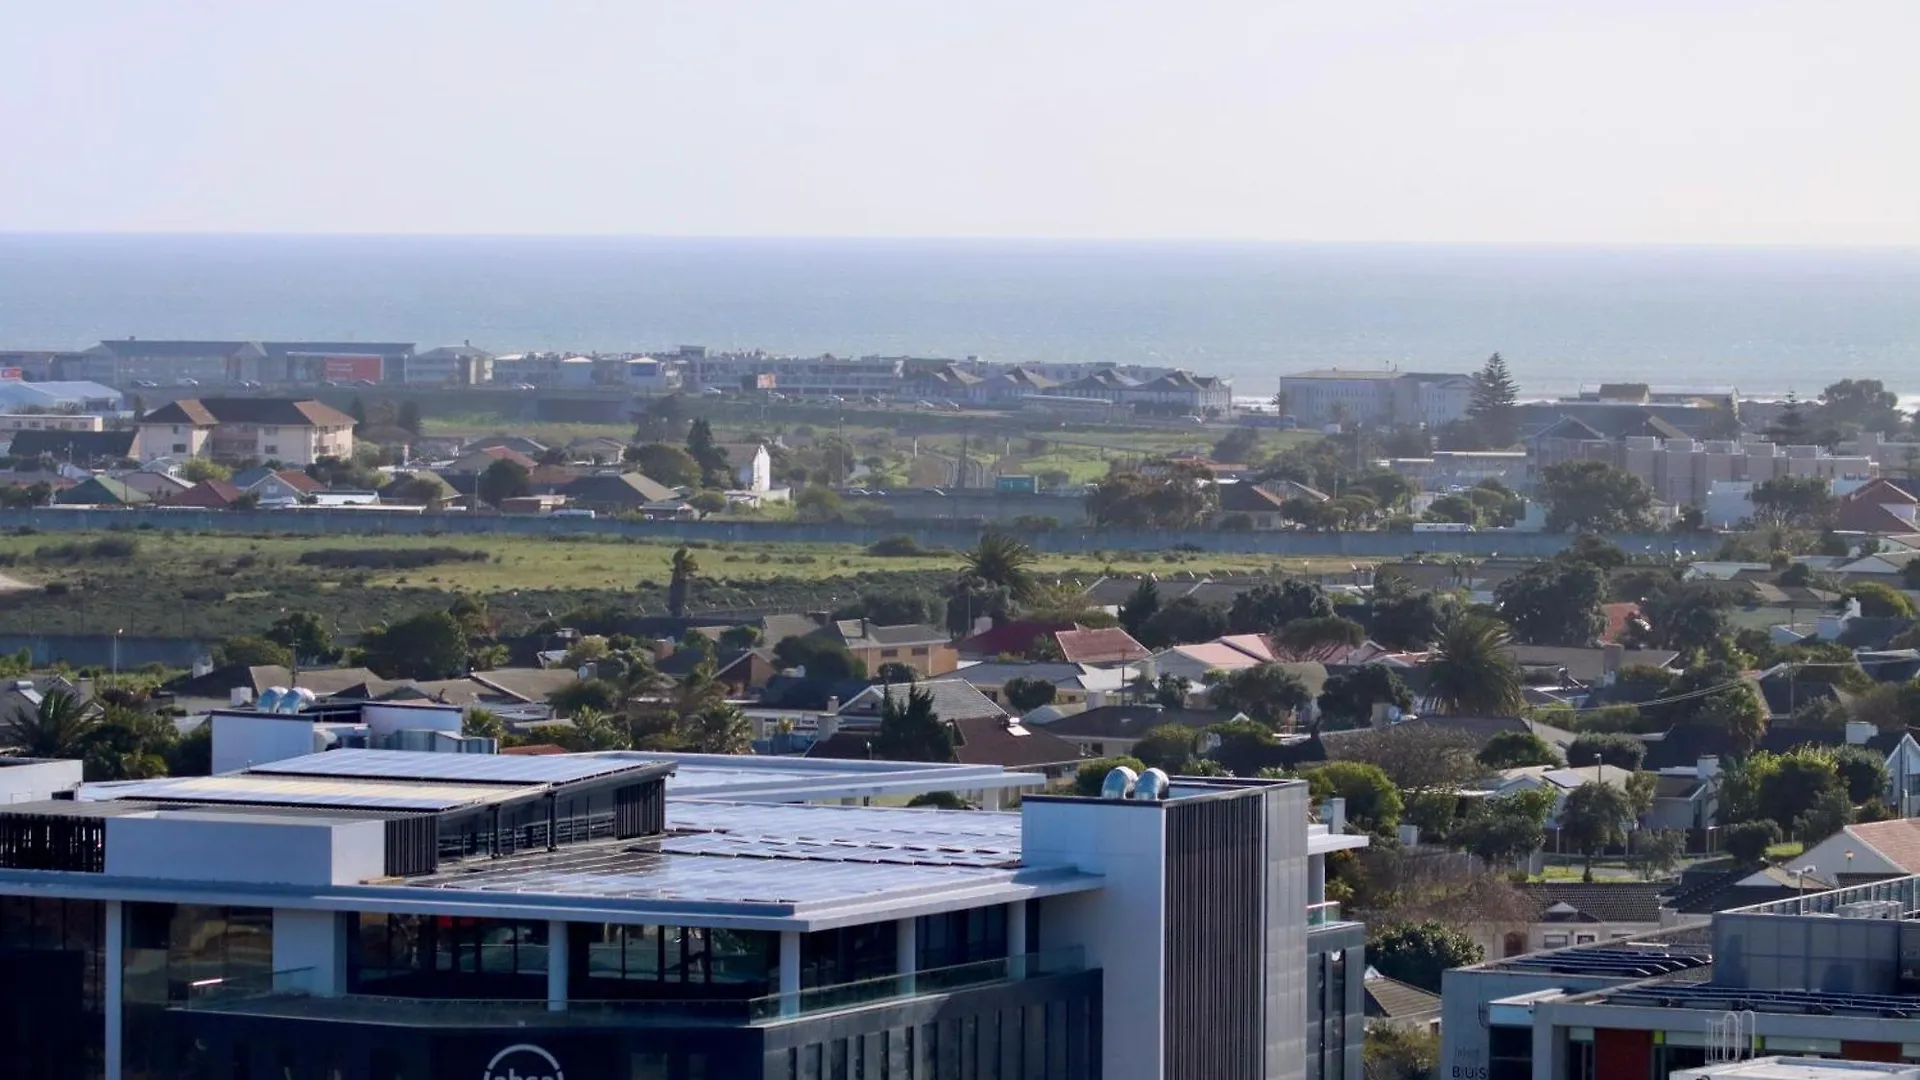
[652,638,674,660]
[230,686,253,707]
[1602,642,1626,683]
[1696,755,1719,782]
[75,678,94,703]
[818,713,840,739]
[1846,721,1876,746]
[1322,797,1347,833]
[826,695,840,714]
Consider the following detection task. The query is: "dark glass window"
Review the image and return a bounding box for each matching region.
[0,896,106,1080]
[916,907,1008,970]
[121,903,272,1080]
[346,914,546,998]
[802,923,898,989]
[571,923,775,999]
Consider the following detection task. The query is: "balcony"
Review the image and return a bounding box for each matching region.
[1306,901,1345,927]
[178,948,1086,1029]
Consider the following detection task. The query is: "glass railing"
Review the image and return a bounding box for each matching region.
[174,949,1085,1028]
[1306,901,1344,926]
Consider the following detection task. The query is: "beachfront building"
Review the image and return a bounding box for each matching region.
[0,742,1370,1080]
[1279,369,1474,428]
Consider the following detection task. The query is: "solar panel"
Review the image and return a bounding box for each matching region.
[104,775,526,813]
[665,801,1025,866]
[1602,983,1920,1017]
[248,748,664,786]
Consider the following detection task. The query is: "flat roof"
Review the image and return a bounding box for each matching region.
[665,800,1025,868]
[96,774,531,813]
[1672,1060,1920,1080]
[586,750,1044,802]
[250,748,670,787]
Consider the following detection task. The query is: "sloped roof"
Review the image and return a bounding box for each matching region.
[838,679,1006,723]
[53,475,148,505]
[6,430,137,462]
[562,471,679,506]
[756,675,871,711]
[1039,705,1226,740]
[947,714,1084,768]
[163,479,245,508]
[91,340,260,358]
[957,620,1079,658]
[1504,645,1679,683]
[1363,973,1442,1021]
[835,620,948,649]
[141,398,355,427]
[1215,482,1290,513]
[1845,819,1920,875]
[1055,627,1151,665]
[1515,882,1666,923]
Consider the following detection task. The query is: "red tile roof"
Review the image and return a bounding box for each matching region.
[956,620,1077,658]
[163,479,245,508]
[1054,627,1151,665]
[1847,819,1920,874]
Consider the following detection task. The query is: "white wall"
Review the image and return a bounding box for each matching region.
[105,813,385,886]
[272,909,348,995]
[211,713,323,773]
[0,758,82,803]
[361,702,462,740]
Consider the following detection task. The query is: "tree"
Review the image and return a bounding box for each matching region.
[794,485,846,523]
[718,625,763,651]
[1495,560,1608,647]
[1369,587,1449,651]
[629,443,702,487]
[1367,922,1482,993]
[667,547,699,618]
[1560,782,1635,881]
[1086,463,1216,528]
[1136,598,1229,650]
[1633,829,1687,881]
[771,635,865,680]
[1752,748,1849,837]
[1566,733,1645,771]
[1209,663,1313,729]
[1750,476,1838,531]
[1269,616,1366,662]
[1456,789,1557,865]
[1317,666,1415,730]
[1844,581,1916,619]
[167,723,212,776]
[463,708,507,741]
[477,458,530,508]
[266,610,334,662]
[1765,391,1811,444]
[872,687,955,763]
[1477,731,1560,770]
[1227,580,1332,635]
[962,532,1039,604]
[1118,579,1161,638]
[1072,756,1147,796]
[1424,614,1524,716]
[1825,746,1888,809]
[837,589,943,628]
[1339,726,1484,794]
[396,400,423,436]
[875,662,918,684]
[1538,460,1655,533]
[179,457,231,483]
[1002,677,1059,714]
[1304,761,1404,838]
[685,418,730,487]
[944,576,1012,638]
[213,634,293,669]
[359,610,469,680]
[1818,378,1904,433]
[1424,493,1480,526]
[1468,353,1520,448]
[680,700,752,754]
[1364,1024,1441,1080]
[1211,427,1260,465]
[77,707,176,781]
[1632,581,1733,654]
[1692,683,1770,759]
[1722,820,1783,862]
[549,678,621,718]
[1,689,96,758]
[1132,724,1202,772]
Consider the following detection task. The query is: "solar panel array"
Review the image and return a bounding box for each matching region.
[249,748,662,786]
[1604,983,1920,1018]
[1496,947,1713,979]
[411,843,1007,905]
[665,801,1025,868]
[105,775,528,813]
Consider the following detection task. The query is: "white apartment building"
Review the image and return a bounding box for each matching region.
[1280,369,1475,428]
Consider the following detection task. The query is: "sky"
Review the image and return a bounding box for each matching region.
[4,0,1918,244]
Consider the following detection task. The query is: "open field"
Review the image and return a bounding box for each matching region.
[0,530,1363,641]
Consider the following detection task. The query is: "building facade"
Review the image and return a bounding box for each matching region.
[1279,369,1473,429]
[0,743,1368,1080]
[133,399,356,466]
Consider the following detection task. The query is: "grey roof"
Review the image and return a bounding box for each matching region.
[562,471,679,506]
[5,430,136,462]
[836,620,948,648]
[1505,645,1680,683]
[1038,705,1227,740]
[1516,882,1668,924]
[263,341,414,359]
[89,339,262,359]
[248,747,666,786]
[838,679,1007,723]
[100,773,534,813]
[952,661,1097,687]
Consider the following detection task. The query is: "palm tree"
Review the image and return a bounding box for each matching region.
[962,532,1038,605]
[1,689,97,759]
[1424,613,1525,716]
[667,547,699,617]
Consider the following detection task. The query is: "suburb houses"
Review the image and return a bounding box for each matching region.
[134,398,356,466]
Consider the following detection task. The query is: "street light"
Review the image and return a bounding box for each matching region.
[1793,864,1818,914]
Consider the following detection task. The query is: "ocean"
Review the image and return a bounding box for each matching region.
[2,234,1917,400]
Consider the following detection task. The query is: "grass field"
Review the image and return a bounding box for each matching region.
[0,530,1360,642]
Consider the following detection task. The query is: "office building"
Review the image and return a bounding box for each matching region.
[1279,369,1474,429]
[1441,876,1920,1080]
[0,739,1367,1080]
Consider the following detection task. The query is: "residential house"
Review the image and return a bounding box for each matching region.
[716,442,773,492]
[5,429,137,467]
[1213,482,1297,529]
[762,614,958,677]
[466,435,549,457]
[1054,627,1152,667]
[406,344,493,386]
[564,436,629,465]
[1504,644,1680,687]
[113,470,192,502]
[1836,478,1920,534]
[1738,818,1920,886]
[134,398,356,466]
[1363,971,1442,1032]
[1031,704,1233,759]
[1490,764,1638,825]
[955,620,1078,661]
[162,479,247,509]
[1475,883,1671,961]
[242,469,326,505]
[52,475,148,506]
[559,472,685,516]
[952,661,1131,710]
[810,679,1086,772]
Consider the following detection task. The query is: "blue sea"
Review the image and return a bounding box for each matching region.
[1,234,1917,399]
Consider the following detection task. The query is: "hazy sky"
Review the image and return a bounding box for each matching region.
[5,1,1917,244]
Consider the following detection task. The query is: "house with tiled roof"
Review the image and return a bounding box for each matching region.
[1212,482,1294,528]
[955,619,1077,661]
[134,398,355,466]
[1032,704,1236,760]
[1362,971,1442,1030]
[52,475,148,507]
[6,429,138,467]
[1760,818,1920,887]
[162,479,247,509]
[1836,479,1920,535]
[1472,882,1671,960]
[1054,627,1151,666]
[951,661,1129,711]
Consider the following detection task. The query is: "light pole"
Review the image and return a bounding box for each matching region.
[112,628,122,677]
[1793,864,1818,914]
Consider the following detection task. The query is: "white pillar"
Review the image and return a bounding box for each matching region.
[979,787,1003,811]
[779,931,802,1017]
[547,920,568,1012]
[1007,901,1028,979]
[895,918,917,995]
[104,900,123,1080]
[1309,854,1327,907]
[271,910,345,996]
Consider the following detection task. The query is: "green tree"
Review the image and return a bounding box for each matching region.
[1456,789,1557,865]
[1132,724,1202,773]
[1750,476,1838,531]
[680,700,752,754]
[629,442,702,487]
[1818,378,1904,433]
[179,457,232,483]
[837,589,943,628]
[1755,748,1848,837]
[1561,782,1636,881]
[1086,463,1217,528]
[1316,666,1415,730]
[167,724,212,776]
[1425,493,1480,526]
[1477,731,1560,770]
[962,532,1039,605]
[667,546,699,618]
[1304,761,1404,837]
[718,625,763,651]
[875,661,918,683]
[1468,353,1520,448]
[1072,756,1147,796]
[213,635,293,669]
[1843,581,1916,619]
[1002,677,1059,713]
[771,635,865,681]
[1537,460,1655,533]
[548,678,621,717]
[477,458,530,508]
[463,708,507,741]
[1136,598,1230,650]
[1633,829,1687,881]
[794,485,846,523]
[685,418,730,487]
[0,689,96,758]
[1495,560,1608,647]
[1722,820,1783,862]
[1209,663,1313,729]
[1272,616,1367,661]
[396,400,424,436]
[1424,614,1524,716]
[1118,579,1161,638]
[1833,744,1892,804]
[79,707,176,781]
[1367,922,1482,993]
[1369,583,1449,651]
[1567,733,1646,771]
[360,610,469,680]
[872,687,955,763]
[1364,1024,1441,1080]
[266,610,334,662]
[1227,580,1333,634]
[1632,581,1733,654]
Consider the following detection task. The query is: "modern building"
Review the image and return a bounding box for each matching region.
[0,743,1370,1080]
[405,344,494,386]
[1279,369,1474,429]
[1441,876,1920,1080]
[133,398,356,466]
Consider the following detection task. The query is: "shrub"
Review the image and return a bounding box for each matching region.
[294,547,489,571]
[866,534,925,557]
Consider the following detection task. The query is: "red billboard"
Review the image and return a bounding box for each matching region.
[321,355,384,382]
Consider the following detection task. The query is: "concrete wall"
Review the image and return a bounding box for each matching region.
[0,757,82,803]
[105,812,385,886]
[0,633,216,669]
[0,507,1696,559]
[212,713,323,774]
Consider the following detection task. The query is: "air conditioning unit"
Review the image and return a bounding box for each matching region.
[1837,900,1903,920]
